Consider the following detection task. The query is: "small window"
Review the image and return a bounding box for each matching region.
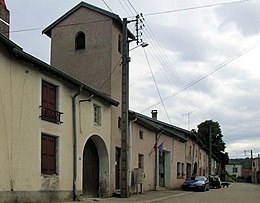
[118,34,122,53]
[233,167,238,173]
[139,130,143,140]
[75,32,85,50]
[177,162,181,178]
[182,163,185,177]
[118,117,121,129]
[41,134,57,175]
[138,154,144,169]
[94,104,101,126]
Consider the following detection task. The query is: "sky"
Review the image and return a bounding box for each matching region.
[6,0,260,159]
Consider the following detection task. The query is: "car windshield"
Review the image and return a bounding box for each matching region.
[190,176,205,181]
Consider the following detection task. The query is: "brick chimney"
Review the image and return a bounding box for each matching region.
[0,0,10,38]
[151,110,158,120]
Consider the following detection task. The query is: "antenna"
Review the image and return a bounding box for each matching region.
[182,111,193,130]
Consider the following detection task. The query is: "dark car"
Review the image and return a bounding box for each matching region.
[181,176,210,192]
[209,175,221,189]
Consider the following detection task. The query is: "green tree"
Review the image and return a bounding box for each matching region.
[195,120,227,160]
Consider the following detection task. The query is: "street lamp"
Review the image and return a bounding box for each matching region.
[129,42,149,51]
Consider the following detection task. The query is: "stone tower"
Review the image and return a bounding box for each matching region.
[0,0,10,38]
[43,2,134,195]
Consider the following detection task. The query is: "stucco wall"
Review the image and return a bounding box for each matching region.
[0,44,113,202]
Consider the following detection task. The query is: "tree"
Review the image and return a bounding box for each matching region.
[192,120,229,161]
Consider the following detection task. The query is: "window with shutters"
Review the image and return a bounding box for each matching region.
[40,80,63,124]
[41,134,57,175]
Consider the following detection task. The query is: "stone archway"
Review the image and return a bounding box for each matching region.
[82,135,109,197]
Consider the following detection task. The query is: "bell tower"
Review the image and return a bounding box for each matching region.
[0,0,10,38]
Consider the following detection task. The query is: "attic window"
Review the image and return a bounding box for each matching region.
[75,32,85,50]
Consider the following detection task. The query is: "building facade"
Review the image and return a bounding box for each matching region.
[0,29,118,202]
[0,2,222,202]
[252,157,260,183]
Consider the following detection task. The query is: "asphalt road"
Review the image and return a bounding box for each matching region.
[152,182,260,203]
[60,182,260,203]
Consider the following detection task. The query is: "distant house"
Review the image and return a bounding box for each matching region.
[252,157,260,183]
[226,158,253,182]
[225,163,243,179]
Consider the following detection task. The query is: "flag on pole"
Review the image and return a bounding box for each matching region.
[158,142,164,156]
[149,143,157,156]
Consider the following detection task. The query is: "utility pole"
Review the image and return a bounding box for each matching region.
[208,125,212,176]
[120,15,144,198]
[120,17,130,198]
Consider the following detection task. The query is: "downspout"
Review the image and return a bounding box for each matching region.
[155,129,163,191]
[72,85,83,201]
[129,116,137,192]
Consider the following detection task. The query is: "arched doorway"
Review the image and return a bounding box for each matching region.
[82,135,109,197]
[83,138,99,197]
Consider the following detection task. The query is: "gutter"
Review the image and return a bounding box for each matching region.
[72,85,83,201]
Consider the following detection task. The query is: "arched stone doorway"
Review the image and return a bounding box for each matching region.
[82,135,109,197]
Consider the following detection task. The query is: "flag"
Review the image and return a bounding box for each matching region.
[149,143,157,156]
[158,142,164,157]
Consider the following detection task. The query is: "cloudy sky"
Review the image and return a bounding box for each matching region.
[6,0,260,158]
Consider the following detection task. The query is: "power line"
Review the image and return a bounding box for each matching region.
[143,0,250,17]
[143,48,172,124]
[9,19,111,34]
[101,0,113,13]
[142,38,260,112]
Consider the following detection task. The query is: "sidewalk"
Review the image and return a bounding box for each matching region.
[58,189,190,203]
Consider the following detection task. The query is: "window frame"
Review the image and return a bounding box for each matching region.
[75,31,86,50]
[139,130,143,140]
[41,133,58,175]
[138,154,144,169]
[40,80,63,124]
[93,104,102,126]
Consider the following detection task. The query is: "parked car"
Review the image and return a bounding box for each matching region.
[209,175,221,189]
[181,176,210,192]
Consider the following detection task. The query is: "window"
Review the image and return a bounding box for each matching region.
[139,130,143,140]
[118,34,122,53]
[41,80,63,124]
[138,154,144,169]
[182,163,185,177]
[118,117,121,129]
[75,32,85,50]
[94,104,101,126]
[41,134,57,175]
[233,167,238,173]
[177,162,181,178]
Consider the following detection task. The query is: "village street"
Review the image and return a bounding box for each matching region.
[74,182,260,203]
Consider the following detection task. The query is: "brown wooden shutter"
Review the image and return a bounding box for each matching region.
[41,134,56,175]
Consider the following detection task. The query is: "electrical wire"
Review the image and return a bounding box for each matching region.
[101,0,114,13]
[143,48,172,124]
[143,0,250,17]
[142,38,260,112]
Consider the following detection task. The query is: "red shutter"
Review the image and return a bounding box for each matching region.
[41,134,56,175]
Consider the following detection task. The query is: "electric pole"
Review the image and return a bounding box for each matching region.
[208,125,212,176]
[120,17,130,198]
[120,15,144,198]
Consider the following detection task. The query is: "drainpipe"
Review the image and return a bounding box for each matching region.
[155,129,163,191]
[129,116,137,192]
[72,85,83,201]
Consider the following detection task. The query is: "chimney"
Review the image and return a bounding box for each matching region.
[0,0,10,38]
[151,110,158,120]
